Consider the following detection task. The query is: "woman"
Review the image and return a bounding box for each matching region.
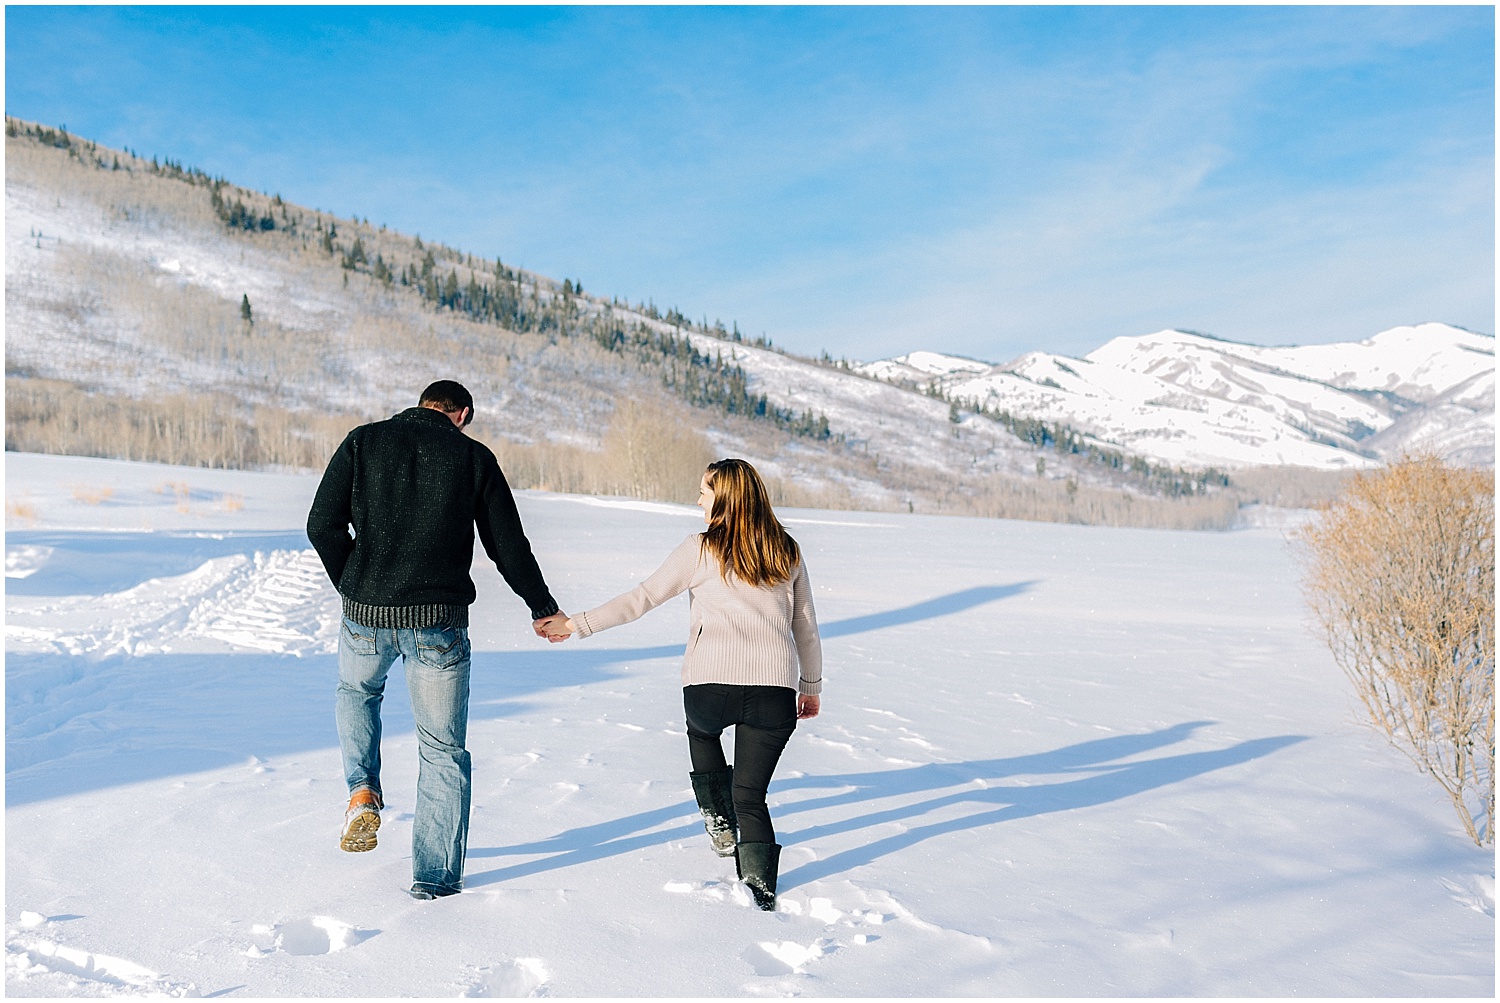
[550,458,823,911]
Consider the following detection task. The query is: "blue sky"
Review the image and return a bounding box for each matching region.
[5,6,1493,362]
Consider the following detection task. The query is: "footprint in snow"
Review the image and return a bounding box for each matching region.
[775,882,896,927]
[662,878,741,905]
[245,916,376,957]
[460,957,548,997]
[1440,874,1496,917]
[741,938,835,976]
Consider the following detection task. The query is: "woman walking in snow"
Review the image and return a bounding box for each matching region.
[547,458,823,910]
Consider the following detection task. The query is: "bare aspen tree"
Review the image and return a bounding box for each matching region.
[1296,456,1495,845]
[600,397,714,503]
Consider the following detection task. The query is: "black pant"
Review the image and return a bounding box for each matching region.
[684,684,797,845]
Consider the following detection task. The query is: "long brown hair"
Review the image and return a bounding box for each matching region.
[700,458,800,587]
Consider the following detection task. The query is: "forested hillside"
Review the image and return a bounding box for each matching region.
[6,119,1341,529]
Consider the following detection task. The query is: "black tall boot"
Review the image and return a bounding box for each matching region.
[735,842,780,911]
[689,767,738,857]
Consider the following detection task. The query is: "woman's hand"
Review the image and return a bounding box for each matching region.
[796,694,820,719]
[533,613,573,643]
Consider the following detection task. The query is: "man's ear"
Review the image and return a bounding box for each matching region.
[460,406,473,428]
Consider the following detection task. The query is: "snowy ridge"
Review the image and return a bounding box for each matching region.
[5,122,1490,511]
[3,134,1111,501]
[856,323,1493,469]
[856,350,993,383]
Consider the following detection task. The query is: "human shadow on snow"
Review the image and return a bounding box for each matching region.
[6,583,1030,805]
[462,722,1305,889]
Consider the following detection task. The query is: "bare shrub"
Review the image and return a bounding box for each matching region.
[764,476,866,511]
[481,397,713,505]
[1295,456,1495,845]
[874,455,1240,529]
[487,438,612,498]
[599,398,714,503]
[6,494,38,525]
[70,484,115,505]
[1230,464,1359,509]
[5,377,361,471]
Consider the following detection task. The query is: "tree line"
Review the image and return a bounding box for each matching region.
[312,218,838,442]
[8,116,1228,476]
[6,114,837,444]
[946,391,1230,498]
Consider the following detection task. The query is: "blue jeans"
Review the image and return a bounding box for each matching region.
[336,616,472,895]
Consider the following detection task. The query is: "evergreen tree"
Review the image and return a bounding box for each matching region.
[240,294,253,325]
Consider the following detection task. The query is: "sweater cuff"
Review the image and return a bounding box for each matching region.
[530,597,560,621]
[798,677,822,696]
[574,610,597,638]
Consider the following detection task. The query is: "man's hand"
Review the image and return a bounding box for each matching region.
[533,613,572,643]
[797,694,820,719]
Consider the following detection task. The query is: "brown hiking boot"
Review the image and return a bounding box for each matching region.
[339,788,383,852]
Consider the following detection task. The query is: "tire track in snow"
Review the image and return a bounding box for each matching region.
[183,548,338,654]
[4,548,339,658]
[6,916,199,998]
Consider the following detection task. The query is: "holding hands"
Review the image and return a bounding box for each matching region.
[532,613,574,643]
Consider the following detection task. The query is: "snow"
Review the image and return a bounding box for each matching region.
[11,139,1491,495]
[943,354,1381,470]
[855,351,993,381]
[6,452,1492,997]
[666,335,1056,487]
[849,324,1494,471]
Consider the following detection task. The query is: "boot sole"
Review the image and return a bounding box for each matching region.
[340,809,380,852]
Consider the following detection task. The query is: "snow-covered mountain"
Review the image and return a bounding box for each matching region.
[3,121,1217,529]
[857,325,1494,470]
[4,117,1490,537]
[856,350,992,383]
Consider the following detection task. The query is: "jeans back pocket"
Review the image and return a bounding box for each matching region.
[415,626,469,670]
[341,620,378,655]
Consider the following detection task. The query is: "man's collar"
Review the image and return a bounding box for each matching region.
[400,406,460,429]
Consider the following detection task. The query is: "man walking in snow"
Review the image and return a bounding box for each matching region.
[307,380,568,900]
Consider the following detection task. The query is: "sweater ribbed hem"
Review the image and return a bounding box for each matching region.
[342,597,468,629]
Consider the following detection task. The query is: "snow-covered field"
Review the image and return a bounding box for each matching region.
[5,451,1493,997]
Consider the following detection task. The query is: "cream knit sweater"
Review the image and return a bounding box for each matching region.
[573,533,823,695]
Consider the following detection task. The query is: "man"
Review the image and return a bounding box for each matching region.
[307,380,568,900]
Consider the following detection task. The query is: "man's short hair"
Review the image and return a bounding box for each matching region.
[419,380,474,417]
